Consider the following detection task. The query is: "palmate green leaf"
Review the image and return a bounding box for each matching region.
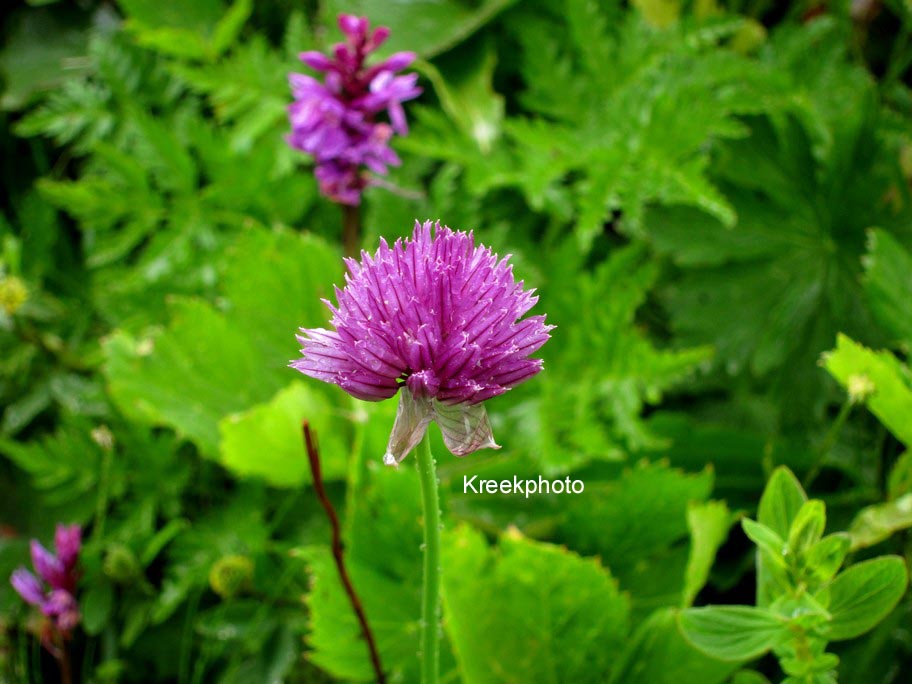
[559,461,714,619]
[609,608,740,684]
[820,556,909,641]
[822,334,912,447]
[104,298,274,457]
[104,227,338,457]
[644,18,912,421]
[442,525,629,684]
[678,605,790,661]
[218,382,350,487]
[560,461,713,568]
[863,229,912,349]
[322,0,518,58]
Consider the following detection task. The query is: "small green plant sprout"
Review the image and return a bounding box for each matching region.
[678,467,909,684]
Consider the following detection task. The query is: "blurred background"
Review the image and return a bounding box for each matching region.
[1,0,912,682]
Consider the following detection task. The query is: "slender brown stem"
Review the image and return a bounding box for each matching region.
[342,204,361,257]
[303,421,386,684]
[56,638,72,684]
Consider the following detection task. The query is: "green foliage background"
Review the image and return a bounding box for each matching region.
[1,0,912,682]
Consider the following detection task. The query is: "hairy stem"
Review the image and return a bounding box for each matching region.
[303,421,386,683]
[416,432,441,684]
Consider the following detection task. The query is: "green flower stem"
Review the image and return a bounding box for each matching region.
[416,432,441,684]
[803,399,853,488]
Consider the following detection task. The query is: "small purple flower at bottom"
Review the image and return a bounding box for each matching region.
[287,13,421,205]
[10,524,81,634]
[291,220,553,464]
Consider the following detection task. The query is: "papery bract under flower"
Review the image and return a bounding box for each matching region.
[292,220,553,464]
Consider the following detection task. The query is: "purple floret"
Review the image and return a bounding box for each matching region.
[10,524,82,633]
[292,220,553,463]
[287,14,422,205]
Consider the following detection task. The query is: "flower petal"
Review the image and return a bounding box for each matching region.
[10,568,46,606]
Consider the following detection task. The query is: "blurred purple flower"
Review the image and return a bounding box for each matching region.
[292,220,553,464]
[287,13,421,205]
[10,524,81,633]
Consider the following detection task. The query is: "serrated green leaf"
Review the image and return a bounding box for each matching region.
[218,382,349,487]
[683,500,731,607]
[823,334,912,447]
[442,525,629,684]
[104,298,273,456]
[822,556,909,641]
[678,606,790,661]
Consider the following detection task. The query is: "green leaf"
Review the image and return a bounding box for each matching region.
[683,500,731,607]
[756,466,806,606]
[560,461,714,571]
[417,37,504,153]
[321,0,518,58]
[81,581,115,635]
[610,608,739,684]
[823,556,909,641]
[299,464,439,683]
[218,382,350,487]
[787,500,826,555]
[741,519,787,569]
[863,228,912,349]
[442,525,629,684]
[802,533,850,586]
[758,467,807,539]
[848,494,912,551]
[678,606,790,661]
[104,298,273,456]
[219,229,339,367]
[823,334,912,446]
[0,7,92,109]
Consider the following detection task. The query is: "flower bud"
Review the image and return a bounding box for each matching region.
[103,544,140,584]
[0,276,27,315]
[208,555,254,599]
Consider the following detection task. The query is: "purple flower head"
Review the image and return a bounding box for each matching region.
[9,524,81,634]
[287,14,421,205]
[292,220,553,464]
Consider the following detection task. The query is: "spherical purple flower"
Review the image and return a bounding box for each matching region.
[292,220,553,464]
[288,14,422,205]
